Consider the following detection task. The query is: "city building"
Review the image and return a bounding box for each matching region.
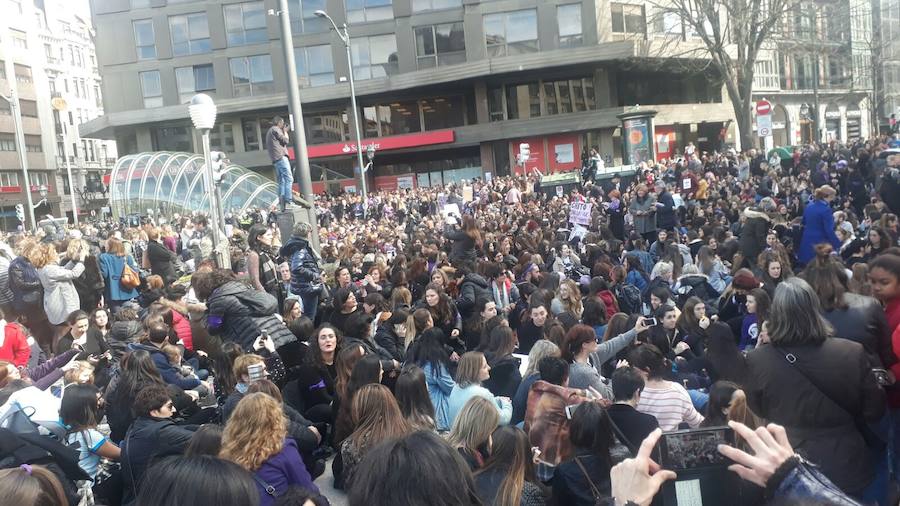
[38,0,119,219]
[84,0,738,195]
[751,0,875,146]
[873,0,900,129]
[0,0,60,230]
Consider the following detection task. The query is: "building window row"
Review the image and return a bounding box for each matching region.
[488,77,596,122]
[25,135,42,153]
[176,64,216,103]
[134,19,157,60]
[230,55,275,97]
[294,45,335,87]
[224,1,267,47]
[347,0,394,24]
[0,134,16,151]
[351,34,398,80]
[169,12,211,56]
[0,172,18,187]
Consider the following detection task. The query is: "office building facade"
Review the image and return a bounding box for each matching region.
[84,0,736,194]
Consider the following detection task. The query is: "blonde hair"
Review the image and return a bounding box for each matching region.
[454,351,485,388]
[220,393,287,471]
[161,344,182,364]
[448,396,498,452]
[523,340,560,378]
[26,243,58,269]
[146,275,164,290]
[63,361,95,384]
[558,279,583,316]
[66,239,87,261]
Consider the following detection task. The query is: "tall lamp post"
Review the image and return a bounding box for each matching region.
[0,87,37,231]
[315,9,368,208]
[50,97,79,226]
[189,93,230,269]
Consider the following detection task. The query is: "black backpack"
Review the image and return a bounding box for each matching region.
[615,284,643,315]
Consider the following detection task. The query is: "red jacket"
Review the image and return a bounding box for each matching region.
[596,291,619,319]
[172,310,194,351]
[0,321,30,367]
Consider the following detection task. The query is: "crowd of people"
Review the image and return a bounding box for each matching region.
[0,133,899,506]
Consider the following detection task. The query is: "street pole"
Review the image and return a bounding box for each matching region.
[200,130,229,269]
[1,89,37,232]
[275,0,319,250]
[61,121,79,226]
[315,10,367,211]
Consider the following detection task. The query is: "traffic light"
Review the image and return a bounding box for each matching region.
[14,204,24,223]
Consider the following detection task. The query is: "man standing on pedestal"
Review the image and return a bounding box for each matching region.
[266,116,292,212]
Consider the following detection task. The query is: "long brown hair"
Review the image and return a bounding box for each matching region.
[462,215,484,250]
[424,283,454,325]
[475,426,534,506]
[348,384,412,450]
[219,393,287,471]
[335,345,365,400]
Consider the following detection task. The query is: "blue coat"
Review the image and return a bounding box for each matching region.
[98,253,139,302]
[798,200,841,264]
[422,362,455,431]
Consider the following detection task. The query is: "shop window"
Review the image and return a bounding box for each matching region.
[152,125,192,152]
[305,112,348,144]
[377,101,421,136]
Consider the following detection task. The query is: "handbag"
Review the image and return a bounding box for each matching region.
[120,260,140,290]
[773,346,885,450]
[573,456,605,506]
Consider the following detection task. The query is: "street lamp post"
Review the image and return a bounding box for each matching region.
[0,88,37,231]
[189,93,230,269]
[51,97,79,226]
[315,9,368,209]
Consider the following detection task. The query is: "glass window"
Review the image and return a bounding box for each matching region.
[377,101,421,136]
[210,123,235,152]
[133,19,157,60]
[412,0,461,11]
[18,99,38,118]
[14,64,32,84]
[611,3,645,35]
[654,10,683,34]
[152,126,192,152]
[131,0,151,6]
[346,0,393,24]
[0,134,15,151]
[140,71,163,108]
[224,2,267,47]
[229,55,274,97]
[169,13,211,56]
[24,135,41,153]
[176,64,215,103]
[10,29,27,49]
[305,112,348,144]
[0,172,19,186]
[421,96,465,130]
[288,0,329,33]
[505,82,541,120]
[350,34,398,80]
[294,45,335,87]
[488,85,504,121]
[414,23,465,69]
[242,118,260,150]
[484,9,538,57]
[558,4,583,47]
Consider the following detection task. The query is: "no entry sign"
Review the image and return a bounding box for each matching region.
[756,100,773,116]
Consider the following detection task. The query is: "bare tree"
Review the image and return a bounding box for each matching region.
[645,0,793,149]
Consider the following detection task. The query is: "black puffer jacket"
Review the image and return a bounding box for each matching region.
[824,293,896,369]
[206,280,296,351]
[457,273,492,319]
[73,255,104,312]
[738,208,771,265]
[483,354,522,399]
[8,256,42,313]
[280,237,322,296]
[374,322,405,363]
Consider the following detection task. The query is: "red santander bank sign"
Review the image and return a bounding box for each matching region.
[288,130,455,160]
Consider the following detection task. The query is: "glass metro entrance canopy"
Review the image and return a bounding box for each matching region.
[108,152,279,218]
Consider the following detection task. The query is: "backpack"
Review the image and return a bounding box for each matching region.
[615,284,643,315]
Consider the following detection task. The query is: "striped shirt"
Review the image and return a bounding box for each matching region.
[636,380,704,431]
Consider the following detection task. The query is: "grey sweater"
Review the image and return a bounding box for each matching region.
[567,328,639,401]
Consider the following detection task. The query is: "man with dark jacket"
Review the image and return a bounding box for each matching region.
[146,229,178,284]
[456,264,492,320]
[280,222,323,321]
[738,200,773,267]
[653,182,678,232]
[606,366,659,453]
[121,384,196,504]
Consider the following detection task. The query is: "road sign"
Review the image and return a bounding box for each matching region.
[759,126,772,137]
[756,100,772,116]
[757,113,773,137]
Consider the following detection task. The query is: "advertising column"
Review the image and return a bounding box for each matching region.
[617,110,657,165]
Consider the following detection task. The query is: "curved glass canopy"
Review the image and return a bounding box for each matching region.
[109,152,279,218]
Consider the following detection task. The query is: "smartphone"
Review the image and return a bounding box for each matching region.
[564,403,581,420]
[247,363,265,383]
[644,317,659,326]
[873,368,891,386]
[653,427,735,471]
